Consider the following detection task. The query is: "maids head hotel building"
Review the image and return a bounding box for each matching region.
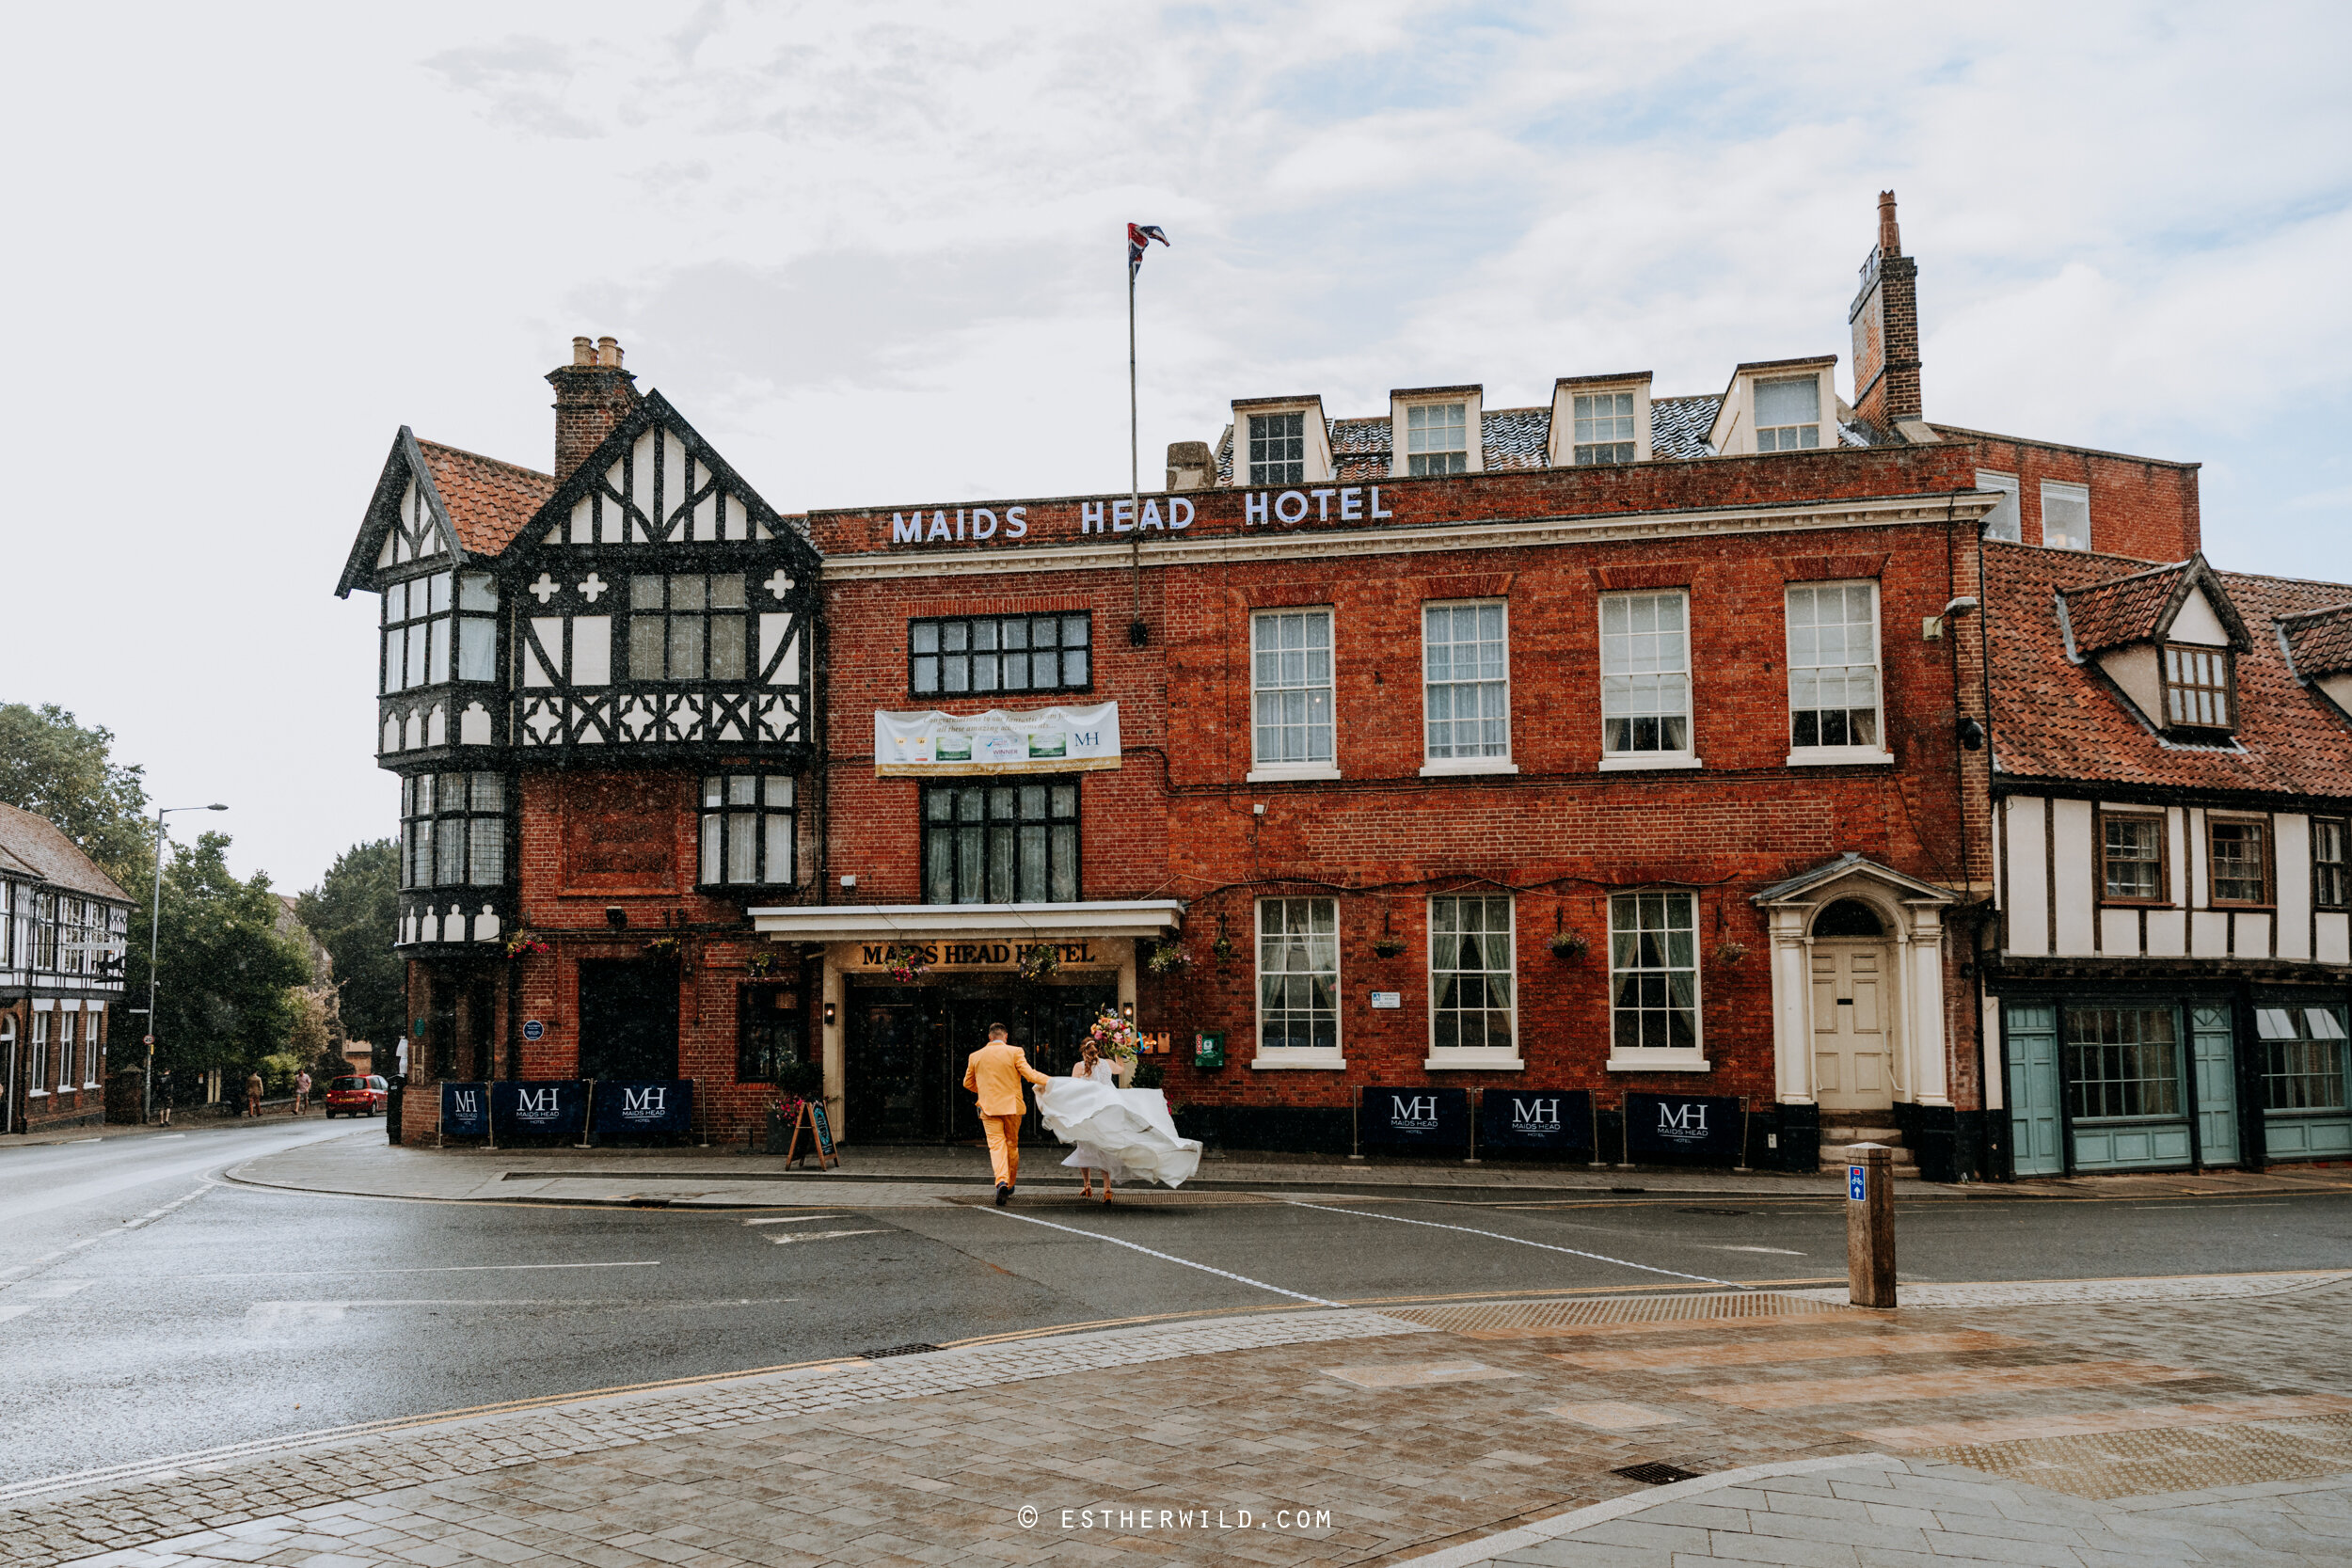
[337,195,2352,1180]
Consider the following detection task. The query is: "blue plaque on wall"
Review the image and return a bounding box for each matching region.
[439,1082,489,1137]
[591,1079,693,1138]
[1359,1085,1470,1149]
[492,1080,584,1140]
[1477,1088,1594,1154]
[1622,1092,1743,1163]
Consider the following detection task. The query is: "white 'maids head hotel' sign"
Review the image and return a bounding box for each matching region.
[874,702,1120,776]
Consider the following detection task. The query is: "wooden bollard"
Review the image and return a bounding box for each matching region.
[1845,1143,1897,1308]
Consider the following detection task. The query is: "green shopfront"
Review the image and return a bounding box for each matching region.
[2003,989,2352,1176]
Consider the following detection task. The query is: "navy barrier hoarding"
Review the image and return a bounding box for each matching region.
[1359,1085,1470,1150]
[492,1080,585,1141]
[439,1082,489,1137]
[591,1079,693,1139]
[1477,1088,1595,1155]
[1622,1092,1743,1164]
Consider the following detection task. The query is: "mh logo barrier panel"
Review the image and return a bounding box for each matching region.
[1476,1088,1595,1154]
[439,1082,490,1137]
[1622,1092,1743,1164]
[1359,1085,1470,1149]
[491,1079,585,1140]
[590,1079,694,1139]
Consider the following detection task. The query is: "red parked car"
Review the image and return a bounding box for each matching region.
[324,1075,389,1117]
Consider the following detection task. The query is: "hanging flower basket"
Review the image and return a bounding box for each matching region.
[1211,933,1235,964]
[1713,940,1751,966]
[1371,935,1407,958]
[746,948,779,978]
[1145,940,1192,976]
[1548,931,1589,960]
[1016,942,1061,983]
[644,935,683,960]
[882,942,930,984]
[503,929,550,959]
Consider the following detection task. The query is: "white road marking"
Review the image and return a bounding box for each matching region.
[771,1229,883,1245]
[742,1214,844,1226]
[978,1206,1340,1306]
[1708,1245,1807,1256]
[1287,1202,1751,1290]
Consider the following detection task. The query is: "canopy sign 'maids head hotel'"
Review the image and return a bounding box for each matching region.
[338,194,2352,1180]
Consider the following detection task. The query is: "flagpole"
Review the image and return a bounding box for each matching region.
[1127,254,1145,644]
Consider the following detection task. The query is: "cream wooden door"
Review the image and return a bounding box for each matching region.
[1811,942,1894,1113]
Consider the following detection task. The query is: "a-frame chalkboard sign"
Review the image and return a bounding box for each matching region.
[784,1100,837,1169]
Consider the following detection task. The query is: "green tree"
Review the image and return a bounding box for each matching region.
[296,840,404,1048]
[125,832,310,1082]
[0,702,151,894]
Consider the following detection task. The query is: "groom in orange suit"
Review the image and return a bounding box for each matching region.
[964,1022,1054,1205]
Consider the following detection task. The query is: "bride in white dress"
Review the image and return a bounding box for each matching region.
[1038,1031,1203,1196]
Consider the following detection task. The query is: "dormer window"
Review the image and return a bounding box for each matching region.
[382,570,497,693]
[1248,413,1304,484]
[1573,393,1636,465]
[1754,377,1822,451]
[2162,644,2232,730]
[1405,403,1468,475]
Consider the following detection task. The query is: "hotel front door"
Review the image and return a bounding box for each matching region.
[844,982,1118,1143]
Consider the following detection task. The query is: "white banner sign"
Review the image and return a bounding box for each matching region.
[875,702,1120,776]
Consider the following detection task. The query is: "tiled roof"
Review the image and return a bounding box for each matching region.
[0,803,132,902]
[1482,406,1550,470]
[1984,544,2352,798]
[416,440,556,558]
[2280,602,2352,679]
[1649,395,1720,459]
[2056,560,2188,653]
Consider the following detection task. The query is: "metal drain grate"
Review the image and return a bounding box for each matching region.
[1613,1462,1704,1486]
[857,1343,941,1359]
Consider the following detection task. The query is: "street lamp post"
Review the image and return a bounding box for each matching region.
[146,803,228,1125]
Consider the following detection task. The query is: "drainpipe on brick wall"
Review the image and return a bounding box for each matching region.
[1947,492,1989,1180]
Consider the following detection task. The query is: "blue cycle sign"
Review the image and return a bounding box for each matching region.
[1849,1164,1867,1201]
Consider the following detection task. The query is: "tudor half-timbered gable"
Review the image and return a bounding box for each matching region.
[503,392,818,761]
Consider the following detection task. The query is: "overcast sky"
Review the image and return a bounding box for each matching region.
[5,1,2348,893]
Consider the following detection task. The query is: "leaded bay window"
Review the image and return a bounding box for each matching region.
[2162,645,2232,730]
[1430,895,1514,1053]
[401,772,507,890]
[629,573,747,681]
[1249,412,1305,485]
[382,570,496,692]
[1422,602,1508,761]
[911,613,1090,698]
[2066,1006,2181,1119]
[2258,1006,2349,1113]
[1610,892,1698,1053]
[2314,818,2348,909]
[1754,376,1820,451]
[922,780,1078,905]
[1406,403,1469,475]
[1251,610,1334,770]
[700,775,798,888]
[2099,813,2166,902]
[1573,392,1636,465]
[1258,897,1339,1053]
[2208,818,2268,905]
[1786,583,1883,753]
[1600,591,1692,758]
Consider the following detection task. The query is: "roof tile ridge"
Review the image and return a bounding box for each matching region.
[414,437,556,484]
[2224,571,2352,601]
[2056,557,2190,598]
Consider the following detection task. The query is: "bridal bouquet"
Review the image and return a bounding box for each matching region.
[1086,1009,1142,1063]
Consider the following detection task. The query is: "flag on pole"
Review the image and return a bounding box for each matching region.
[1127,223,1168,277]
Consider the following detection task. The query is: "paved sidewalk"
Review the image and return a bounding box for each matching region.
[12,1275,2352,1567]
[219,1128,2352,1209]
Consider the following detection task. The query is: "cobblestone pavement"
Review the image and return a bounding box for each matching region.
[10,1272,2350,1568]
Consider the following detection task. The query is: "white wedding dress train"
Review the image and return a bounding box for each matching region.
[1039,1061,1202,1188]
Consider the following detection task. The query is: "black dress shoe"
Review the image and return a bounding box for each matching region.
[995,1183,1010,1206]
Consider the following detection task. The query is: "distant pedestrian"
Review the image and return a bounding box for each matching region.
[245,1071,262,1118]
[156,1068,173,1126]
[294,1069,311,1115]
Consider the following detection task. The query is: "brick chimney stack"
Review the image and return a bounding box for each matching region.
[1850,191,1922,431]
[547,335,640,480]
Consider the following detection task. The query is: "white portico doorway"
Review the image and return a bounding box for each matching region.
[1810,898,1896,1115]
